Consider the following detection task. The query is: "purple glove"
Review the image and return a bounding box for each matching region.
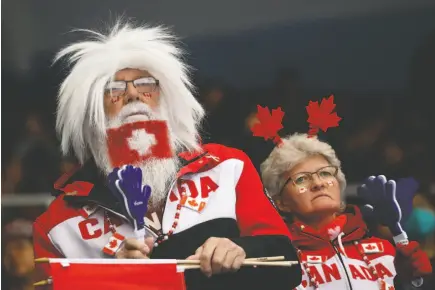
[396,177,419,226]
[108,165,151,237]
[357,175,404,236]
[358,176,424,288]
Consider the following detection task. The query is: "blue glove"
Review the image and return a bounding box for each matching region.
[357,175,404,237]
[395,177,419,226]
[108,165,151,237]
[358,176,424,288]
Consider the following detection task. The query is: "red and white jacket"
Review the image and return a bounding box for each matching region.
[288,206,397,290]
[33,144,302,290]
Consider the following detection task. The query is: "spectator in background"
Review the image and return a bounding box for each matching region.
[59,155,79,175]
[3,112,60,193]
[2,158,22,194]
[198,82,241,145]
[2,219,35,290]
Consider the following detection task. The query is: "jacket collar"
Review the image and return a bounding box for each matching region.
[52,148,215,213]
[288,205,369,250]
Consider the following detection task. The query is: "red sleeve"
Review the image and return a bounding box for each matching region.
[235,151,292,238]
[33,220,64,281]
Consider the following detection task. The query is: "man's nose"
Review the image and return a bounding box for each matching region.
[124,83,141,103]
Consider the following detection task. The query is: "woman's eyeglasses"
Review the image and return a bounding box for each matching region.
[280,165,338,194]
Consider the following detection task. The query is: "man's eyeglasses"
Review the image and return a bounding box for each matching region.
[104,77,159,98]
[280,165,338,193]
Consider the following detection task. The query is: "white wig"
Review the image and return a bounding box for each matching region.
[54,21,205,164]
[261,133,347,197]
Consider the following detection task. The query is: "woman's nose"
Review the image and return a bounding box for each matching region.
[310,174,325,190]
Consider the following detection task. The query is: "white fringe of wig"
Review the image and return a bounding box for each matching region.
[54,21,205,164]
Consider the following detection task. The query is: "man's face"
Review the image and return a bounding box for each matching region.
[3,238,35,277]
[103,69,160,119]
[95,68,179,207]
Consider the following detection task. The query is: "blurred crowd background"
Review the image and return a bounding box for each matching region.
[2,1,435,289]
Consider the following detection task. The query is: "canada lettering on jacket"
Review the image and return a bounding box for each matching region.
[78,216,123,240]
[299,262,394,287]
[78,176,219,239]
[169,176,219,201]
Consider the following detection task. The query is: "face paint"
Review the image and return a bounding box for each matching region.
[143,92,152,98]
[327,180,334,187]
[299,187,307,193]
[111,96,121,103]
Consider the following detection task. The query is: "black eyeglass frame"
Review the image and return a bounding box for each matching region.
[104,77,160,97]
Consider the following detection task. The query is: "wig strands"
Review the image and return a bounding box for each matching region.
[54,21,205,163]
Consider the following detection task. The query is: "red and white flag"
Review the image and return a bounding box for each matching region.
[47,259,186,290]
[107,121,173,168]
[180,195,207,213]
[305,255,326,264]
[102,233,125,256]
[360,242,384,254]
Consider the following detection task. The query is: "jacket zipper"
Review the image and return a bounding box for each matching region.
[299,229,359,290]
[330,241,353,290]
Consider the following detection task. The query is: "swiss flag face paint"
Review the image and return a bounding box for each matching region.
[106,121,173,168]
[327,180,334,187]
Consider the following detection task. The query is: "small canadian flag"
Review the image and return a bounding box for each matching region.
[180,195,207,213]
[103,233,126,256]
[360,242,384,254]
[306,255,326,263]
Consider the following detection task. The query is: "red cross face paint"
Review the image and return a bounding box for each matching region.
[106,121,173,168]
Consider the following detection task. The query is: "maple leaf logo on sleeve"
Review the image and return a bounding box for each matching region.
[250,105,285,145]
[306,95,342,138]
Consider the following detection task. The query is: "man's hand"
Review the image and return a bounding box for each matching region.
[394,241,432,281]
[186,237,246,277]
[115,237,154,259]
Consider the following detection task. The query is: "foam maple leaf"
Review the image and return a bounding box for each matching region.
[251,105,284,145]
[306,95,341,133]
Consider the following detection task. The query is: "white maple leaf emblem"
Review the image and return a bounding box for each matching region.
[127,129,157,156]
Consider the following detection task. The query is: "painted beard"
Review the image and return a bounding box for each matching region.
[91,102,181,208]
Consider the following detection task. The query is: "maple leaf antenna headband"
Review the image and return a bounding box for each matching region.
[250,95,342,146]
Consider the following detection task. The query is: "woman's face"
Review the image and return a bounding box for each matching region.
[276,155,342,219]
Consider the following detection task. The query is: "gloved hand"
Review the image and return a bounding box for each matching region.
[357,175,404,236]
[108,165,151,238]
[394,241,432,282]
[395,177,419,226]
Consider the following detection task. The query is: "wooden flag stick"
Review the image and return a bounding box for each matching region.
[245,256,285,261]
[177,260,297,267]
[34,278,52,286]
[35,256,285,264]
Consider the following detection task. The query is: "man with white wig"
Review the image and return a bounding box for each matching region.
[33,21,302,290]
[261,133,432,289]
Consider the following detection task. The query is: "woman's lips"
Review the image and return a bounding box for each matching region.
[312,194,331,201]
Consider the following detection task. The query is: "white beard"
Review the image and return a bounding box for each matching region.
[90,102,182,208]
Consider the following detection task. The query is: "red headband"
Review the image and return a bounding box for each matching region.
[251,95,342,146]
